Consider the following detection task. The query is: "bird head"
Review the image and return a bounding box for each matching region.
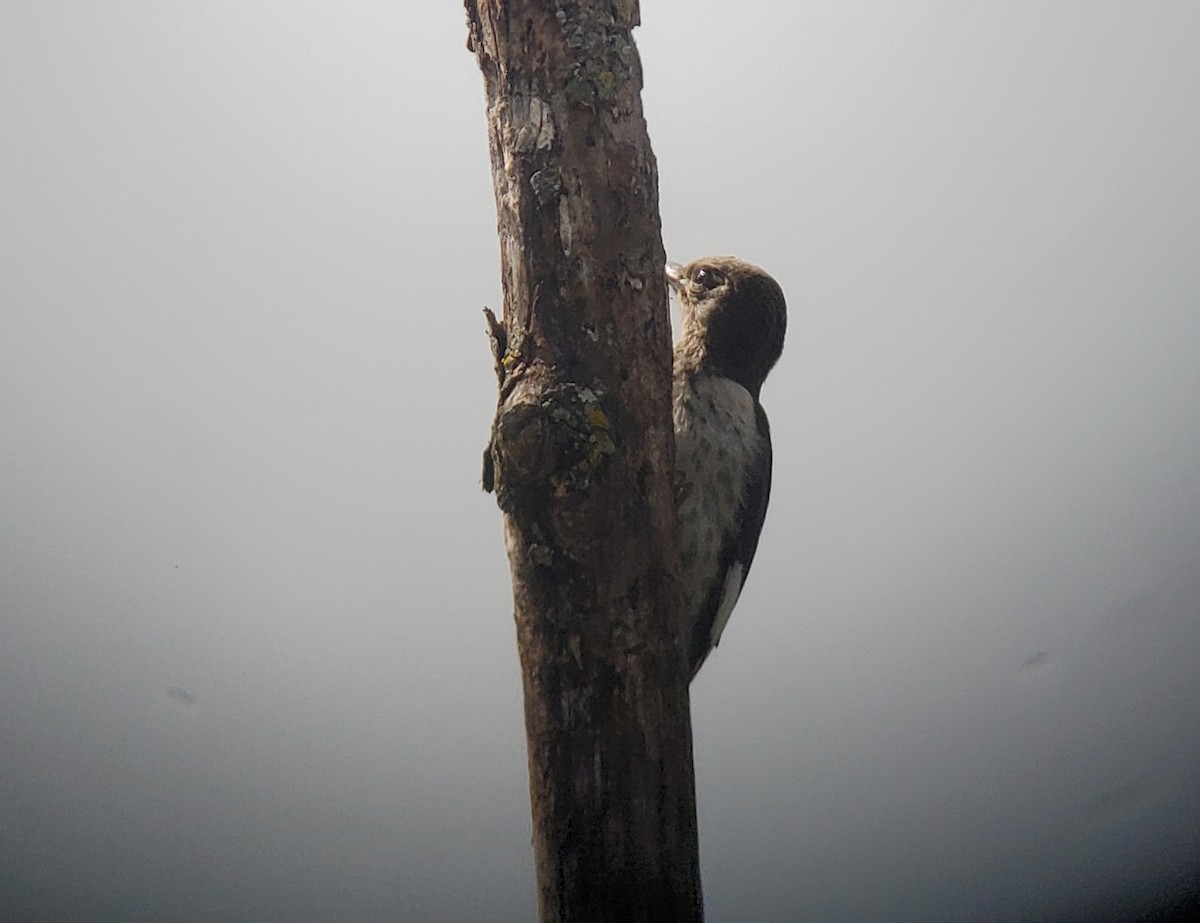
[667,255,787,397]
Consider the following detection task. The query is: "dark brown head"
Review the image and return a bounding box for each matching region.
[667,255,787,397]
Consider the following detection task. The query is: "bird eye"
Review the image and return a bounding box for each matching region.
[691,267,726,290]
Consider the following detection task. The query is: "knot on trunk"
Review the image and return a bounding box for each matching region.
[486,381,616,512]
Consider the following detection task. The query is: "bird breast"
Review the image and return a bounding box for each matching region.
[672,373,762,618]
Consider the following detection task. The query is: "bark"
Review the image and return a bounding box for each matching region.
[466,2,703,921]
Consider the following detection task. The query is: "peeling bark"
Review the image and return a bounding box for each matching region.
[466,1,703,920]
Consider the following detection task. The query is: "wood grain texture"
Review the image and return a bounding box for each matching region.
[467,1,703,920]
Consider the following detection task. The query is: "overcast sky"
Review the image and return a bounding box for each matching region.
[2,2,1199,921]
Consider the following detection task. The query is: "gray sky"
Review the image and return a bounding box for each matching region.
[2,2,1199,921]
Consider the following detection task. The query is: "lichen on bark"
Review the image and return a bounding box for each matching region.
[467,1,704,921]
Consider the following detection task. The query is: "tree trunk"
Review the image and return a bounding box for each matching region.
[466,2,703,921]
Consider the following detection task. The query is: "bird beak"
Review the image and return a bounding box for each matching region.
[665,261,685,292]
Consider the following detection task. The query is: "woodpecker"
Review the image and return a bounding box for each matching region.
[668,256,787,679]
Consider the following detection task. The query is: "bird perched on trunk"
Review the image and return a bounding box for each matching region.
[668,256,787,679]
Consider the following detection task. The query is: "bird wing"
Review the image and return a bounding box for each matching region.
[688,404,773,678]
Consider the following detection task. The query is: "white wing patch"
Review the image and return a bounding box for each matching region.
[709,562,745,649]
